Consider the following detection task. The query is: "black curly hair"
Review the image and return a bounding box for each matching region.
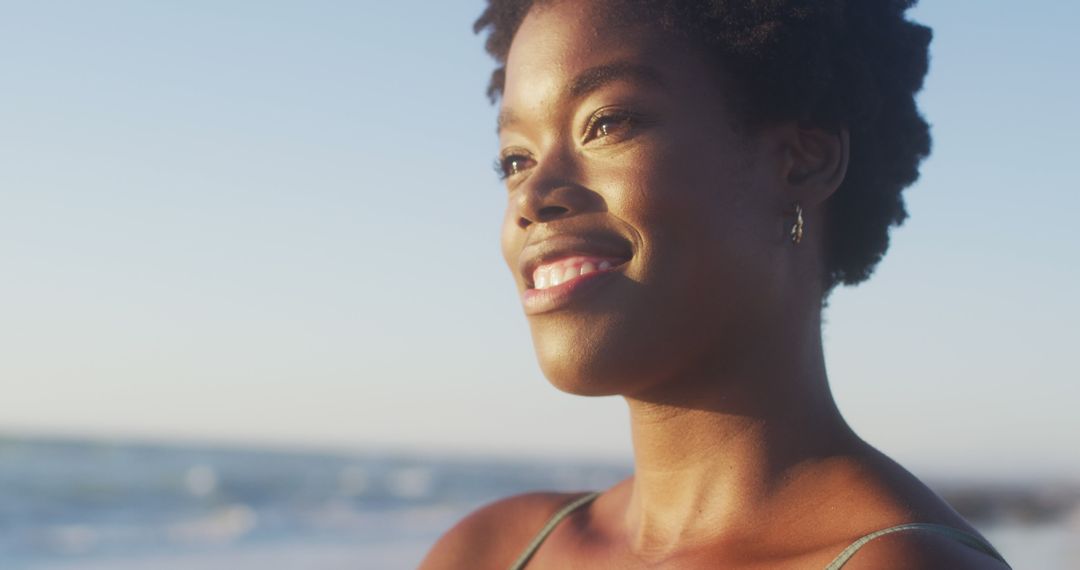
[474,0,932,292]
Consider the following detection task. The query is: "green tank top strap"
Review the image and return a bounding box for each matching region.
[507,491,600,570]
[508,495,1010,570]
[823,522,1011,569]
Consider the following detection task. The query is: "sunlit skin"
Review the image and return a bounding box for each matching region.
[422,1,1008,568]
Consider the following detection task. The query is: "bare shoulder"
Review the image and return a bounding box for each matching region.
[821,443,1011,569]
[417,491,587,570]
[838,527,1011,569]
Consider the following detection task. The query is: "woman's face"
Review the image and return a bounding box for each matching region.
[498,0,794,397]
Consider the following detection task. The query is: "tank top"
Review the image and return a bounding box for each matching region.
[507,492,1011,570]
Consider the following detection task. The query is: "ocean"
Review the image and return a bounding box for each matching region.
[0,437,1074,569]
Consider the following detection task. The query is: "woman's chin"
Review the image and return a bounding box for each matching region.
[531,335,657,398]
[542,371,622,397]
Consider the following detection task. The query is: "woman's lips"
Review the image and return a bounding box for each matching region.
[522,255,626,315]
[531,255,622,289]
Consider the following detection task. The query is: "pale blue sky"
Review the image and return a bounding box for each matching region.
[1,1,1076,481]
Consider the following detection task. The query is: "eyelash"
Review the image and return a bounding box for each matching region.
[494,149,534,181]
[495,108,641,181]
[581,108,638,144]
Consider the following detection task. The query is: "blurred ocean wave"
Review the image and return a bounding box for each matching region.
[0,436,626,569]
[0,436,1075,569]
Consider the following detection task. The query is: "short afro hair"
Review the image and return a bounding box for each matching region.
[474,0,932,292]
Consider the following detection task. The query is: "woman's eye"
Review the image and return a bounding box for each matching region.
[584,110,635,143]
[495,152,535,180]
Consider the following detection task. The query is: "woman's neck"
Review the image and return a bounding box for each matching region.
[619,325,856,555]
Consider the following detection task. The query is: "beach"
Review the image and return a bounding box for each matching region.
[2,437,1074,569]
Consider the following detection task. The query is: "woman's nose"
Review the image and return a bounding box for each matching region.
[516,191,572,228]
[512,154,599,229]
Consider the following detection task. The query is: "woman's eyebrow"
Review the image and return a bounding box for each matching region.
[497,61,666,134]
[568,61,666,100]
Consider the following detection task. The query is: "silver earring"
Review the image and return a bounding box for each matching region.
[790,202,804,245]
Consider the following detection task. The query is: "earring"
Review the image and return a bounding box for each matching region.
[790,202,804,245]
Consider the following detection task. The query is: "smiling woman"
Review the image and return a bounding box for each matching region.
[421,1,1012,569]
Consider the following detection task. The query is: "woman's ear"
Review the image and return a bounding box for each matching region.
[778,124,850,205]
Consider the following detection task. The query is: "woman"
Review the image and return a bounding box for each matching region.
[423,0,1010,568]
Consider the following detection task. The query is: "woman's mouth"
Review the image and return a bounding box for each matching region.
[531,256,622,290]
[523,255,628,315]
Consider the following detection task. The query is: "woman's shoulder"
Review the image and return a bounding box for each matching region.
[827,526,1012,569]
[417,491,588,570]
[813,446,1011,568]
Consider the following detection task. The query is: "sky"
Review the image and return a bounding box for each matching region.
[1,1,1077,481]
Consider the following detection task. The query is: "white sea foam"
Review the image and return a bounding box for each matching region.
[386,466,434,499]
[167,505,258,545]
[184,464,219,498]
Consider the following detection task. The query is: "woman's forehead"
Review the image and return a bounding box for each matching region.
[500,4,717,126]
[507,1,655,65]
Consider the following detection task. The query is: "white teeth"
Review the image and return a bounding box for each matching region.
[532,259,623,290]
